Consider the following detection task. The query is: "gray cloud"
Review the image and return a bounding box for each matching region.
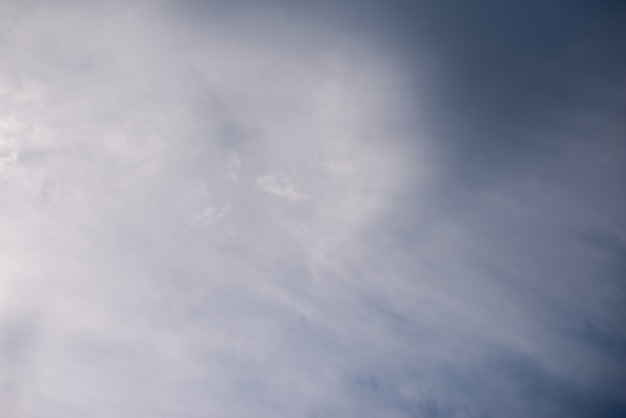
[1,0,625,417]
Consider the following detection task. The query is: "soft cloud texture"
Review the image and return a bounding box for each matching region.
[1,0,625,417]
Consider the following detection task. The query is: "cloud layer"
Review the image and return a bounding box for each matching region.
[1,1,625,417]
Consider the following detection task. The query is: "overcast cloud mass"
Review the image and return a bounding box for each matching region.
[1,0,625,417]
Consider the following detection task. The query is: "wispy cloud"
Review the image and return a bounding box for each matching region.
[1,0,625,417]
[256,169,310,202]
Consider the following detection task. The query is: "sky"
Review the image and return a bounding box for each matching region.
[1,0,625,417]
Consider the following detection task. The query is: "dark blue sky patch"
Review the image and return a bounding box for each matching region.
[347,347,626,417]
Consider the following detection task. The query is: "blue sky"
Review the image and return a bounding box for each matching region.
[1,1,625,417]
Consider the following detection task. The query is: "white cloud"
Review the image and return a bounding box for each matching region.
[0,1,418,416]
[256,169,310,202]
[189,199,230,227]
[226,151,242,183]
[0,151,18,178]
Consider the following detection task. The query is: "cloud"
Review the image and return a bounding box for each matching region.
[1,0,625,417]
[0,151,18,178]
[226,151,242,183]
[256,169,310,202]
[0,1,414,416]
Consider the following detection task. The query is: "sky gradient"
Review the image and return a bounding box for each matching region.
[1,1,625,417]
